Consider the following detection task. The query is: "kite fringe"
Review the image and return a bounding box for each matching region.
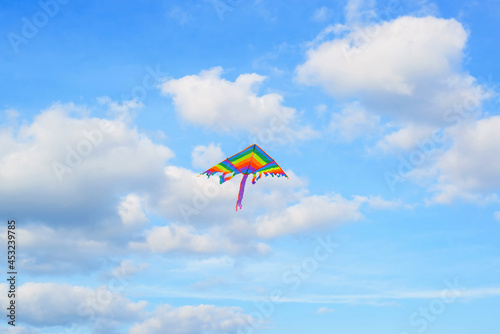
[248,171,288,185]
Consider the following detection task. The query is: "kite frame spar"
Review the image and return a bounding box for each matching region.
[200,144,288,210]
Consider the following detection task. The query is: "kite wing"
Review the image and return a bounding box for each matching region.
[200,144,288,210]
[201,158,242,184]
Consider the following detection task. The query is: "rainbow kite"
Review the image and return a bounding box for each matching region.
[200,144,288,210]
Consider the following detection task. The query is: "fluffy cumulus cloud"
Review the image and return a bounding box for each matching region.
[15,225,111,274]
[295,10,500,201]
[160,67,316,140]
[297,16,466,98]
[0,283,253,334]
[421,116,500,203]
[375,123,435,152]
[296,16,487,130]
[0,282,147,327]
[130,224,271,255]
[129,304,251,334]
[255,193,363,238]
[118,194,149,227]
[0,102,178,274]
[0,102,173,225]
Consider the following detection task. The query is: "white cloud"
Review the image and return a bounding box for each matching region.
[251,193,406,239]
[0,103,174,225]
[297,16,465,96]
[118,194,148,227]
[161,67,287,132]
[0,103,180,273]
[131,224,221,253]
[376,124,435,152]
[296,16,487,126]
[297,11,496,203]
[424,116,500,203]
[255,193,363,238]
[1,282,256,334]
[495,212,500,222]
[130,224,270,255]
[160,67,314,140]
[192,143,226,169]
[0,282,147,327]
[112,260,150,279]
[330,102,380,141]
[129,304,252,334]
[14,225,110,274]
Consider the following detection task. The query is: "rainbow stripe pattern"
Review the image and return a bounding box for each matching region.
[200,144,288,210]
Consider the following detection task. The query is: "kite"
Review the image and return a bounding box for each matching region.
[200,144,288,211]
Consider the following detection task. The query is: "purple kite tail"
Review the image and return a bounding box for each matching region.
[236,174,249,211]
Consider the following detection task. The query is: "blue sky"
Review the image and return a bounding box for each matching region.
[1,0,500,333]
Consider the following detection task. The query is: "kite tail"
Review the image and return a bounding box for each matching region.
[236,174,249,211]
